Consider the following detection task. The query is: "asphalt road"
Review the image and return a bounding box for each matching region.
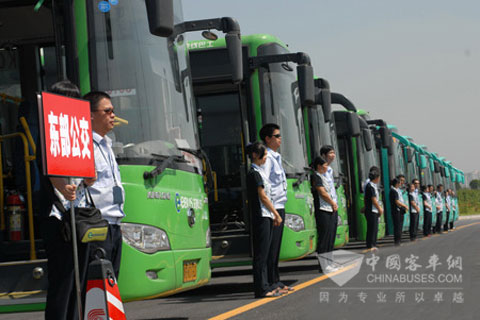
[3,216,480,320]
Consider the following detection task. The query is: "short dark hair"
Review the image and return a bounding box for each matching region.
[412,179,420,184]
[83,91,111,112]
[320,145,334,156]
[50,80,80,98]
[421,185,428,192]
[437,184,443,189]
[396,174,405,180]
[259,123,280,142]
[368,166,380,180]
[428,184,433,188]
[312,156,327,170]
[246,141,266,160]
[391,178,399,187]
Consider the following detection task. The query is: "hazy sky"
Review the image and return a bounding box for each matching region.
[183,0,480,173]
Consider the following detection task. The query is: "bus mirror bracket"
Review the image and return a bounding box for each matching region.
[146,0,174,37]
[176,17,242,84]
[250,52,314,105]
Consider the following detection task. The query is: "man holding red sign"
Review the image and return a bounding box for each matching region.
[40,80,96,320]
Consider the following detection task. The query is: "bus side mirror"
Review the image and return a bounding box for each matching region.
[313,78,331,122]
[347,112,361,137]
[379,127,390,149]
[363,129,373,151]
[297,65,315,106]
[429,159,435,172]
[146,0,174,37]
[225,31,243,84]
[388,140,394,156]
[419,154,427,169]
[406,148,413,163]
[320,89,331,123]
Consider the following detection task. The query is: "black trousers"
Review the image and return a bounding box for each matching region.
[392,209,404,244]
[365,211,379,249]
[423,210,432,236]
[331,211,338,249]
[41,217,90,320]
[252,216,274,297]
[450,219,454,229]
[409,212,419,240]
[89,224,123,279]
[443,211,450,232]
[315,209,337,254]
[267,208,285,290]
[435,211,443,233]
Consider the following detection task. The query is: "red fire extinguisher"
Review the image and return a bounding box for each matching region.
[7,192,25,241]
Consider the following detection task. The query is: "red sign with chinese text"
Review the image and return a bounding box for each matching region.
[39,92,95,178]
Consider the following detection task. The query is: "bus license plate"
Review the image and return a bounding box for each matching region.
[183,261,197,283]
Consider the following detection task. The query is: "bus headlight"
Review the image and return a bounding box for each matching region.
[284,213,305,232]
[121,223,170,253]
[206,226,211,248]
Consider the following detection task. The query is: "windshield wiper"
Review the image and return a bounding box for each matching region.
[293,167,312,188]
[143,153,187,180]
[177,147,204,160]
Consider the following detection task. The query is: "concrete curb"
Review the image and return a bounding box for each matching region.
[459,214,480,220]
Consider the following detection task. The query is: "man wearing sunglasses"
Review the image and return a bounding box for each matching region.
[83,91,125,279]
[259,123,292,293]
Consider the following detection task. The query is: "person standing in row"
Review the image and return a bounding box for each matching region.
[311,156,338,272]
[390,178,408,246]
[397,175,406,189]
[83,91,126,279]
[259,123,293,292]
[435,184,444,234]
[444,188,452,232]
[429,185,437,234]
[246,142,283,298]
[422,185,433,237]
[319,145,338,250]
[364,166,383,251]
[449,189,456,230]
[408,180,420,241]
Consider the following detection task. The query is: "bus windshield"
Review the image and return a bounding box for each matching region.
[392,139,406,179]
[424,160,433,185]
[315,108,342,176]
[407,151,418,182]
[87,1,199,166]
[261,67,307,174]
[257,43,308,175]
[328,120,342,176]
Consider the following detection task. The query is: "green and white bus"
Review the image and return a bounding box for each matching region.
[0,0,243,312]
[188,34,317,267]
[333,107,386,241]
[303,79,349,247]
